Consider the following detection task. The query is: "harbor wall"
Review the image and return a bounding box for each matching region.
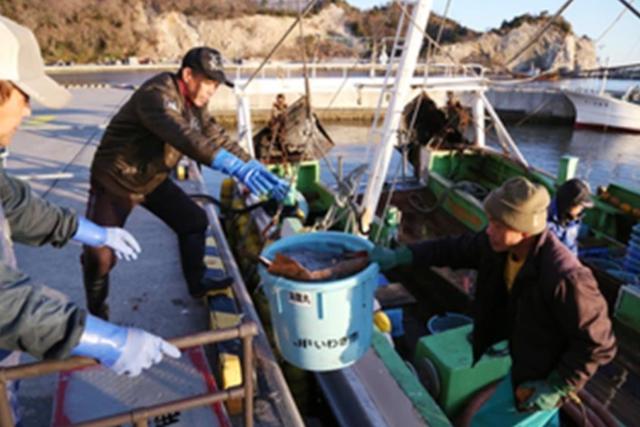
[48,64,577,126]
[206,83,577,126]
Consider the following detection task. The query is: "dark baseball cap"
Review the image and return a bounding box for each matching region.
[557,178,594,208]
[181,47,234,88]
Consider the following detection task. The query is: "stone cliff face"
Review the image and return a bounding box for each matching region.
[431,21,597,73]
[136,3,351,61]
[2,2,596,71]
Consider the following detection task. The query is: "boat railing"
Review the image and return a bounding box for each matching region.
[230,61,486,80]
[0,322,259,427]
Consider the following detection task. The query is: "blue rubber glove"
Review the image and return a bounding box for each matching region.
[211,149,283,197]
[368,245,413,271]
[72,315,181,377]
[516,373,573,412]
[73,217,141,261]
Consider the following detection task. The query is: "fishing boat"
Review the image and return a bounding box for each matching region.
[10,1,637,426]
[563,85,640,133]
[215,1,640,426]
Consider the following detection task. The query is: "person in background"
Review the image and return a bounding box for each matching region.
[370,177,616,426]
[0,15,180,425]
[548,178,594,255]
[270,93,287,121]
[83,46,294,319]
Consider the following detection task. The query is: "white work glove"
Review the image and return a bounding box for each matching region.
[73,217,142,261]
[104,227,142,261]
[71,315,181,377]
[111,328,181,376]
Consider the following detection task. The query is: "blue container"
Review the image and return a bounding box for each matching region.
[384,308,405,337]
[259,231,378,371]
[428,312,473,334]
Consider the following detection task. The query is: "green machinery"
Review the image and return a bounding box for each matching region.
[414,324,512,417]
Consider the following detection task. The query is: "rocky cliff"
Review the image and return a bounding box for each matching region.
[0,1,596,72]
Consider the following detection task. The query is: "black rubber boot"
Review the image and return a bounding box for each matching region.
[189,276,234,299]
[84,275,110,320]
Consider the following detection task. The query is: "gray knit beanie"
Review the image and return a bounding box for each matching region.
[483,177,550,234]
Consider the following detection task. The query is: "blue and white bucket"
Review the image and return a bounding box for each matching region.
[259,231,378,371]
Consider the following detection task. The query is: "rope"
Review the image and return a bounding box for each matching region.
[504,0,575,67]
[617,0,640,20]
[595,7,628,43]
[243,0,318,90]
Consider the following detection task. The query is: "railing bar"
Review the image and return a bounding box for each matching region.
[0,382,13,427]
[1,324,258,381]
[73,388,246,427]
[243,334,254,427]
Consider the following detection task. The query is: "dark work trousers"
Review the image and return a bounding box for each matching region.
[81,178,208,319]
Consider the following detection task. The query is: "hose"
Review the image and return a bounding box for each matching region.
[188,193,269,214]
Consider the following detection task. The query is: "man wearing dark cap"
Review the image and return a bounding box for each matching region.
[548,178,594,255]
[370,177,615,426]
[84,46,292,319]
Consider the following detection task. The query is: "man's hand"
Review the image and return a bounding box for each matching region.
[368,245,413,271]
[211,149,285,197]
[516,374,573,412]
[104,228,142,261]
[72,315,181,377]
[73,217,142,261]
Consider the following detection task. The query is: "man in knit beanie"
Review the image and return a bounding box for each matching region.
[371,176,615,426]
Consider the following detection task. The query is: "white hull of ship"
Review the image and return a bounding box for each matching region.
[564,90,640,133]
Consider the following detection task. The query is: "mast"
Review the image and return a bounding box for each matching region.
[359,0,433,233]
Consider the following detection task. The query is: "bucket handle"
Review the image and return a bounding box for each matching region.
[317,293,324,319]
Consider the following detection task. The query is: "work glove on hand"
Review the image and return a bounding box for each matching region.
[516,373,573,412]
[72,315,181,377]
[369,245,413,271]
[73,217,142,261]
[211,149,282,196]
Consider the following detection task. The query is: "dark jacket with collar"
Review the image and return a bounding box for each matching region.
[408,228,616,391]
[91,72,250,200]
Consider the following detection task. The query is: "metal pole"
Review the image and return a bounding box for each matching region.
[359,0,433,233]
[1,326,257,382]
[0,381,13,427]
[75,389,245,427]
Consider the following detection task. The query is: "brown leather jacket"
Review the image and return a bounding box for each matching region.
[409,229,616,391]
[91,72,250,199]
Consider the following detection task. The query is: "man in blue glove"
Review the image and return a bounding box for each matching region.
[0,15,180,425]
[370,177,616,426]
[83,46,292,316]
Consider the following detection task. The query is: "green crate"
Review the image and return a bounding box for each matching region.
[615,285,640,333]
[414,324,511,417]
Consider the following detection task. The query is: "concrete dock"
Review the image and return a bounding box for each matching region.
[9,87,210,425]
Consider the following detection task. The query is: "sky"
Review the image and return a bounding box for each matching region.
[346,0,640,66]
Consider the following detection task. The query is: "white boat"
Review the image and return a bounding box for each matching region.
[563,85,640,133]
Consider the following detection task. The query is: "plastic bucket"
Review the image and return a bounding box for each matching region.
[427,312,473,334]
[259,231,378,371]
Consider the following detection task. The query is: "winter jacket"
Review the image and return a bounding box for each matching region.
[0,168,84,359]
[91,72,250,199]
[408,228,616,391]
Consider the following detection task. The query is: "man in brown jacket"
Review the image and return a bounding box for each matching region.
[84,47,292,319]
[371,177,616,425]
